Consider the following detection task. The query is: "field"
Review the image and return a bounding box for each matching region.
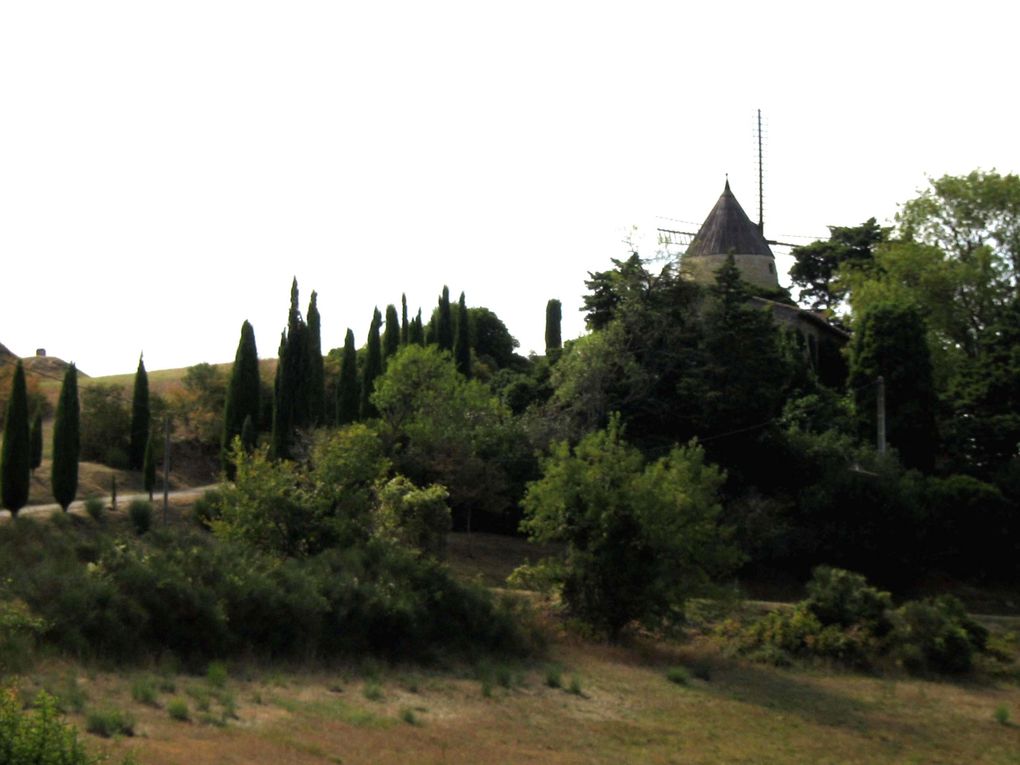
[8,527,1019,765]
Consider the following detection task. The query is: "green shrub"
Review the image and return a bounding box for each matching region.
[400,707,419,725]
[374,476,451,559]
[0,598,44,673]
[666,666,690,685]
[84,497,104,522]
[891,595,988,674]
[167,698,190,721]
[0,689,96,764]
[128,499,152,534]
[85,707,135,737]
[206,661,228,688]
[994,705,1010,725]
[544,666,562,688]
[362,681,383,701]
[804,566,893,635]
[130,675,159,706]
[567,675,583,695]
[192,489,223,528]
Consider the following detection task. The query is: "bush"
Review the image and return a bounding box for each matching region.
[84,497,104,522]
[374,476,451,559]
[891,595,989,674]
[130,675,159,706]
[128,500,152,534]
[0,689,97,764]
[0,598,44,673]
[804,566,893,636]
[666,666,690,685]
[167,698,190,721]
[191,489,223,528]
[85,706,135,737]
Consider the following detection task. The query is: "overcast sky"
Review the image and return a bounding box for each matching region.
[2,1,1018,377]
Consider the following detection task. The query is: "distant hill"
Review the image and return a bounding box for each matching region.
[22,354,85,381]
[0,342,17,367]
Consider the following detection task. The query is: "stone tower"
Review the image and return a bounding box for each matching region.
[681,180,779,291]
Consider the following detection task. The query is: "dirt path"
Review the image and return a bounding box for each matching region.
[1,484,220,521]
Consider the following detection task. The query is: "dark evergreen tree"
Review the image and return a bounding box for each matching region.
[240,414,257,453]
[435,286,454,351]
[849,302,938,472]
[128,354,149,470]
[305,291,325,426]
[51,363,79,512]
[272,279,310,459]
[360,308,383,418]
[1,362,31,516]
[143,431,156,500]
[400,294,410,345]
[545,298,562,359]
[409,309,425,345]
[29,410,42,473]
[383,304,400,362]
[222,320,261,472]
[336,328,360,425]
[271,331,292,460]
[454,291,471,377]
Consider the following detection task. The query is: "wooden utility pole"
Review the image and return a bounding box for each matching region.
[162,416,170,524]
[876,376,886,455]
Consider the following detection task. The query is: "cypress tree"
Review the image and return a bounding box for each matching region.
[221,320,261,472]
[410,309,425,345]
[360,308,383,419]
[240,414,257,453]
[1,362,31,516]
[271,331,292,460]
[337,328,360,425]
[51,363,80,512]
[436,286,454,351]
[272,279,310,459]
[383,304,400,362]
[129,354,150,470]
[400,294,410,345]
[305,291,325,426]
[29,410,42,473]
[454,291,471,378]
[143,431,156,500]
[545,298,563,359]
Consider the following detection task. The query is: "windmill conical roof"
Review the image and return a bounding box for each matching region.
[685,181,774,258]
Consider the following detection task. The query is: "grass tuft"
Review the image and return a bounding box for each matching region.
[167,698,190,722]
[86,707,135,737]
[994,704,1010,725]
[666,666,691,686]
[363,681,384,702]
[131,675,160,706]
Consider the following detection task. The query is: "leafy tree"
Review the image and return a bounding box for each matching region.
[173,362,226,447]
[435,286,453,351]
[128,354,149,470]
[143,431,156,500]
[29,410,42,473]
[1,362,31,516]
[222,320,261,472]
[545,298,562,358]
[454,291,471,378]
[79,384,130,465]
[400,294,410,345]
[520,416,739,639]
[848,302,938,472]
[375,476,451,559]
[305,291,325,426]
[468,307,519,369]
[360,308,383,419]
[51,363,80,512]
[336,328,360,425]
[382,304,400,362]
[789,218,886,315]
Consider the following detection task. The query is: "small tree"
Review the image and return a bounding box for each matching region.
[545,298,562,359]
[129,354,150,470]
[336,328,360,425]
[375,476,451,559]
[454,291,471,378]
[520,415,739,639]
[29,410,43,473]
[222,320,261,474]
[1,362,31,516]
[51,363,80,512]
[383,304,400,362]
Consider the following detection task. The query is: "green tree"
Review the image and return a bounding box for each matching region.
[520,416,739,639]
[29,410,42,473]
[400,293,410,345]
[409,309,425,345]
[305,291,325,426]
[240,414,257,452]
[360,308,383,419]
[51,363,80,512]
[383,304,400,363]
[222,320,261,473]
[789,218,886,315]
[1,362,31,516]
[468,307,519,369]
[129,354,150,470]
[435,286,453,351]
[454,291,471,378]
[545,298,563,358]
[336,328,361,425]
[375,476,451,559]
[272,279,308,459]
[79,384,130,465]
[848,302,938,472]
[143,431,156,500]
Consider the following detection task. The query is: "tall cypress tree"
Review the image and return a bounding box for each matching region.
[29,410,42,473]
[143,431,156,501]
[129,354,149,470]
[51,363,80,512]
[305,291,324,426]
[272,279,309,459]
[222,320,261,471]
[271,331,292,460]
[545,298,563,359]
[382,304,400,363]
[1,362,31,516]
[409,309,424,345]
[436,286,454,351]
[360,308,383,419]
[337,328,360,425]
[454,291,471,377]
[400,294,410,345]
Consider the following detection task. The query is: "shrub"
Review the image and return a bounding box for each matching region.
[804,566,893,636]
[544,666,562,688]
[130,675,159,706]
[0,598,44,673]
[128,500,152,534]
[85,707,135,737]
[191,489,223,528]
[994,705,1010,725]
[206,661,228,688]
[0,689,96,764]
[84,497,104,522]
[891,595,988,674]
[666,666,690,686]
[167,698,190,721]
[374,476,451,559]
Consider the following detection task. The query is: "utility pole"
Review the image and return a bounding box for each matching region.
[876,376,886,455]
[757,108,764,234]
[162,416,170,524]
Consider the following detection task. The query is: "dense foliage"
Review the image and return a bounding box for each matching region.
[51,364,80,511]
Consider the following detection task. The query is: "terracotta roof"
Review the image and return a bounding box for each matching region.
[686,181,774,258]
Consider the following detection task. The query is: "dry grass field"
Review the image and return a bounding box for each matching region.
[8,531,1019,765]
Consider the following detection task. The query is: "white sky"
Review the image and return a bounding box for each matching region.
[2,1,1018,377]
